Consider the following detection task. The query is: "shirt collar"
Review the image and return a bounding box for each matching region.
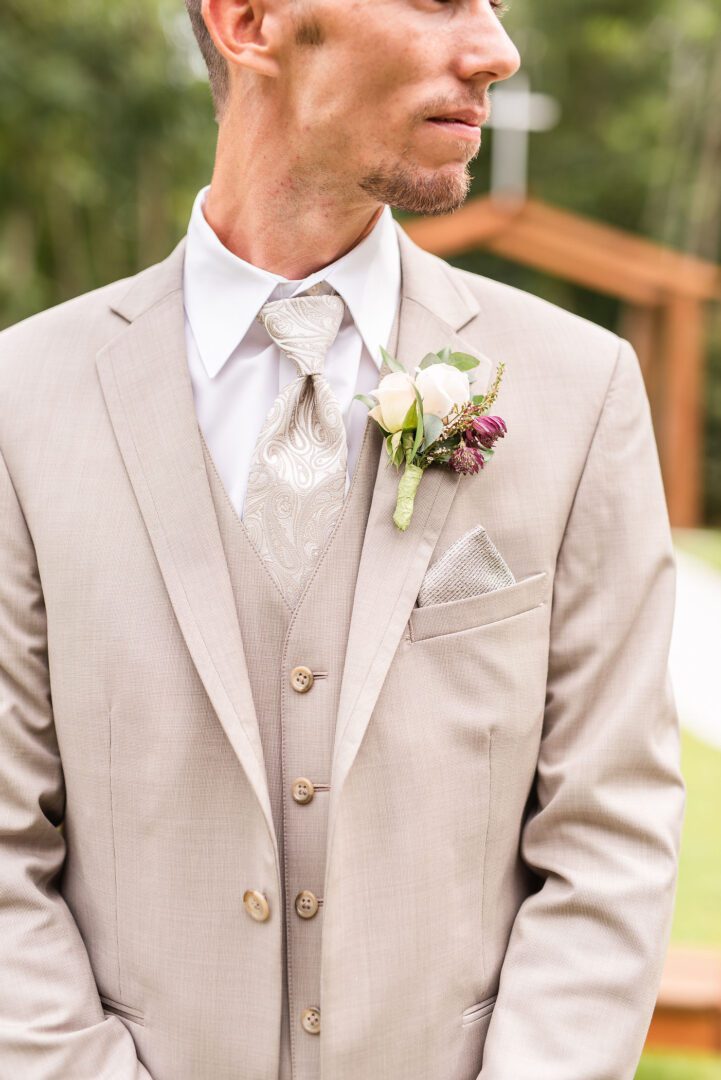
[183,184,401,379]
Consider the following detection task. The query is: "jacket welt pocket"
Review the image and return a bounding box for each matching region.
[409,570,549,643]
[99,994,145,1026]
[461,993,497,1027]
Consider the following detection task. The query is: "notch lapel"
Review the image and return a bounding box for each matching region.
[96,239,279,874]
[324,223,495,893]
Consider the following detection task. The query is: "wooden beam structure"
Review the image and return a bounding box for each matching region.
[646,946,721,1055]
[402,196,721,526]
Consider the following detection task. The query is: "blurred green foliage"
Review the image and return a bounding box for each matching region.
[0,0,215,323]
[448,0,721,521]
[1,0,720,516]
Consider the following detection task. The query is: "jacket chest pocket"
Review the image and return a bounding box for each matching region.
[408,570,549,643]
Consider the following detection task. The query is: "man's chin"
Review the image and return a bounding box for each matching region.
[358,163,472,216]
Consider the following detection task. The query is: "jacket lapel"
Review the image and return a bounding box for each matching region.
[95,239,279,874]
[94,221,496,896]
[325,222,495,888]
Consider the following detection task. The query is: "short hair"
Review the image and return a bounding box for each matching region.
[184,1,230,118]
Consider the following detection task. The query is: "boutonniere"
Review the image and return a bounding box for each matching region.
[354,346,507,531]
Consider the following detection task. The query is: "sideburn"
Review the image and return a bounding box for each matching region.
[293,7,325,47]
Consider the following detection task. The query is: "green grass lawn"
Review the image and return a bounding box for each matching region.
[635,720,721,1076]
[666,528,721,946]
[637,1052,721,1079]
[673,528,721,573]
[668,731,721,948]
[638,530,721,1076]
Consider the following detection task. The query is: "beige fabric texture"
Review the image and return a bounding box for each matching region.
[0,220,684,1080]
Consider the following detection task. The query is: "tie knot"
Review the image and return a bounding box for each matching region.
[257,286,345,376]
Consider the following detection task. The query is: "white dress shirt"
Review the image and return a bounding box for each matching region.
[182,185,401,520]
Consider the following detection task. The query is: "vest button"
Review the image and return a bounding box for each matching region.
[243,889,270,922]
[295,890,320,919]
[290,666,314,693]
[291,777,315,804]
[301,1006,321,1034]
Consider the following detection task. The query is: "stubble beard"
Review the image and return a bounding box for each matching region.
[357,153,475,215]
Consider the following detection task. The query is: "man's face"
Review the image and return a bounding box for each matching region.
[274,0,521,215]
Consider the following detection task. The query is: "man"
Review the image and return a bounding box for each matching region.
[0,1,684,1078]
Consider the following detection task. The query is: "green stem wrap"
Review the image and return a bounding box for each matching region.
[393,462,425,531]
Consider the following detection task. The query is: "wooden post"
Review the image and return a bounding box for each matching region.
[619,303,662,434]
[661,297,705,527]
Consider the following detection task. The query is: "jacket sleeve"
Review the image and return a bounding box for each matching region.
[0,446,153,1079]
[479,338,686,1080]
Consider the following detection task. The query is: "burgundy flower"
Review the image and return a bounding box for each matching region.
[465,415,507,450]
[449,444,485,475]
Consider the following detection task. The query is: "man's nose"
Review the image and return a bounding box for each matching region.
[455,9,521,86]
[492,25,521,84]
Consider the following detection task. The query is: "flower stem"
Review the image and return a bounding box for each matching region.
[393,462,425,531]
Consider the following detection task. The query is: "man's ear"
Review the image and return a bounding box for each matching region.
[202,0,282,79]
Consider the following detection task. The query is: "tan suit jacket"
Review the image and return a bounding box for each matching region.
[0,221,684,1079]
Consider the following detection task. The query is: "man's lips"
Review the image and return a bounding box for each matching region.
[426,117,483,141]
[427,108,487,126]
[427,118,480,128]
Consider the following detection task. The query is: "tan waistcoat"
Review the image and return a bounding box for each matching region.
[199,310,399,1079]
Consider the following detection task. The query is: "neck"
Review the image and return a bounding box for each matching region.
[203,124,384,280]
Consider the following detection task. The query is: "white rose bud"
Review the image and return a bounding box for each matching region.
[415,363,471,420]
[369,371,417,433]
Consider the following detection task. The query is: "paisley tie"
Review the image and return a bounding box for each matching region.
[243,282,347,608]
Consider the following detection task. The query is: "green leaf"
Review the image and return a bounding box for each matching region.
[411,385,425,459]
[419,350,480,374]
[380,346,405,374]
[448,352,481,372]
[388,430,405,467]
[420,413,443,451]
[353,392,378,410]
[419,352,445,370]
[471,394,486,406]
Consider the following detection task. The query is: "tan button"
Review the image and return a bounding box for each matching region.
[243,889,270,922]
[291,777,315,804]
[290,666,314,693]
[295,890,320,919]
[301,1006,321,1034]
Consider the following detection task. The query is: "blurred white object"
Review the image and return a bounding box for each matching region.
[488,73,561,200]
[670,548,721,749]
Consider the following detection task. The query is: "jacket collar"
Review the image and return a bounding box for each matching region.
[181,188,401,379]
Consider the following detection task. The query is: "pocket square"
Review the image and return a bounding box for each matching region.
[416,525,516,607]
